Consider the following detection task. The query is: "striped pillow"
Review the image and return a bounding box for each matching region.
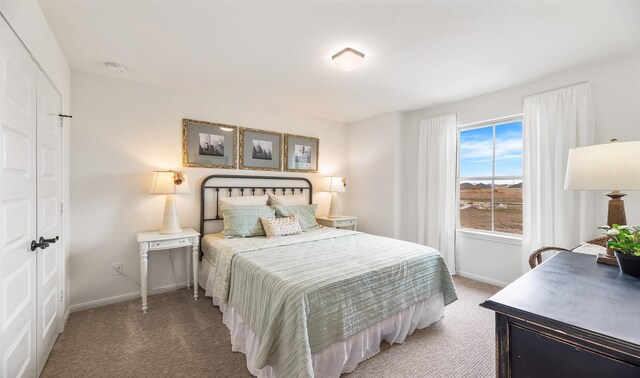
[260,215,303,238]
[221,205,275,238]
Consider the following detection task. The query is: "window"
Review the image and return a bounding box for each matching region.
[458,118,523,235]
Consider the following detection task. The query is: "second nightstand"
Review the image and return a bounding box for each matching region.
[316,215,357,230]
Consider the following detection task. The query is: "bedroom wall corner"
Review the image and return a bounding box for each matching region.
[347,112,402,237]
[393,112,407,240]
[68,71,349,310]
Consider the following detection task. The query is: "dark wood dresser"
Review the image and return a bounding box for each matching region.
[481,252,640,377]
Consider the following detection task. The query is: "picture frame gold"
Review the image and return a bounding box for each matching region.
[182,119,238,169]
[284,133,319,173]
[239,127,283,171]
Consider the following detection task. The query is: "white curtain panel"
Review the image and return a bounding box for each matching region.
[522,82,595,273]
[416,114,457,274]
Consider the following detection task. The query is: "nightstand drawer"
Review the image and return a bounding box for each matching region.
[316,216,357,230]
[148,237,192,250]
[335,219,356,227]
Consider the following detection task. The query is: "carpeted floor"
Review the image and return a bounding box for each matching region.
[42,276,500,378]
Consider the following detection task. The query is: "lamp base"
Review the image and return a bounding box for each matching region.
[596,253,618,266]
[327,192,341,218]
[159,194,183,234]
[606,191,627,227]
[598,191,626,266]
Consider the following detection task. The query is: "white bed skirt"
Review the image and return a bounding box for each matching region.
[199,259,445,378]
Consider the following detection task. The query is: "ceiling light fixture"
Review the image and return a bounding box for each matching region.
[331,47,365,71]
[105,62,127,73]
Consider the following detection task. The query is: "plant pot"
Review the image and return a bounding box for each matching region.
[614,251,640,278]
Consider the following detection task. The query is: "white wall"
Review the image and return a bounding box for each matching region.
[350,54,640,286]
[347,113,401,237]
[69,71,348,309]
[0,1,72,318]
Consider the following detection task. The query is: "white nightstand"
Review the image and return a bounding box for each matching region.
[316,215,358,230]
[136,228,200,313]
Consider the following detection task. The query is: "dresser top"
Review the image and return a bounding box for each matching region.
[482,252,640,346]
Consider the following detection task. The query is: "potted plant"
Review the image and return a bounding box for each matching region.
[600,224,640,277]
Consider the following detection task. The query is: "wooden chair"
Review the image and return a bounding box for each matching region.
[528,236,609,269]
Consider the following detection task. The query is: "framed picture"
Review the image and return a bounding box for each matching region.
[182,119,237,169]
[239,127,283,171]
[284,134,319,173]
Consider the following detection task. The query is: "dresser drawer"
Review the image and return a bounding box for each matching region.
[148,238,192,250]
[510,323,640,377]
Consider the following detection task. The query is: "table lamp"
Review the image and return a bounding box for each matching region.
[324,176,346,218]
[565,139,640,265]
[149,170,190,234]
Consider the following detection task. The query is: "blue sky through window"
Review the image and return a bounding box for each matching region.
[459,121,522,177]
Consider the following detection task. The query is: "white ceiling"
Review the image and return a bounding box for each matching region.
[39,1,640,123]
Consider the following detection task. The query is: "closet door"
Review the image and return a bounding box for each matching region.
[0,19,38,378]
[35,71,61,375]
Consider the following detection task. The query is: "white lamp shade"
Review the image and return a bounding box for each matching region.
[324,176,346,193]
[565,141,640,191]
[149,171,191,194]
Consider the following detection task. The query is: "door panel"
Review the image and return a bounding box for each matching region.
[1,199,30,249]
[3,323,31,378]
[36,70,62,375]
[2,128,30,174]
[0,18,38,378]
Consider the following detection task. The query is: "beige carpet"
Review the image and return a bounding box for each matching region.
[42,276,500,378]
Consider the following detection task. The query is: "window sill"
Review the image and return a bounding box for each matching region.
[456,229,523,246]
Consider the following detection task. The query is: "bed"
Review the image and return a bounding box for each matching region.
[197,175,457,377]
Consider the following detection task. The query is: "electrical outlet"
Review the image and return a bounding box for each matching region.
[111,262,123,276]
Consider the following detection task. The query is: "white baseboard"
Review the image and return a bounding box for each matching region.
[69,282,189,314]
[457,270,510,288]
[63,306,71,326]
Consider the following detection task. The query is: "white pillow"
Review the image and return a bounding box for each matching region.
[260,215,303,238]
[219,195,268,211]
[267,192,308,206]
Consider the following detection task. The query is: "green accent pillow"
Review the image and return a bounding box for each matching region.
[222,205,275,238]
[273,204,320,232]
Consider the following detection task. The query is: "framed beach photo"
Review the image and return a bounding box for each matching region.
[284,134,319,173]
[239,127,283,171]
[182,119,237,169]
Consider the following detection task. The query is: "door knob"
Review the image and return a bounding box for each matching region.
[30,240,49,252]
[40,236,59,244]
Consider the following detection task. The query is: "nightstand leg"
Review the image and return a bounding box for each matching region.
[186,248,191,289]
[192,244,199,300]
[140,245,148,313]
